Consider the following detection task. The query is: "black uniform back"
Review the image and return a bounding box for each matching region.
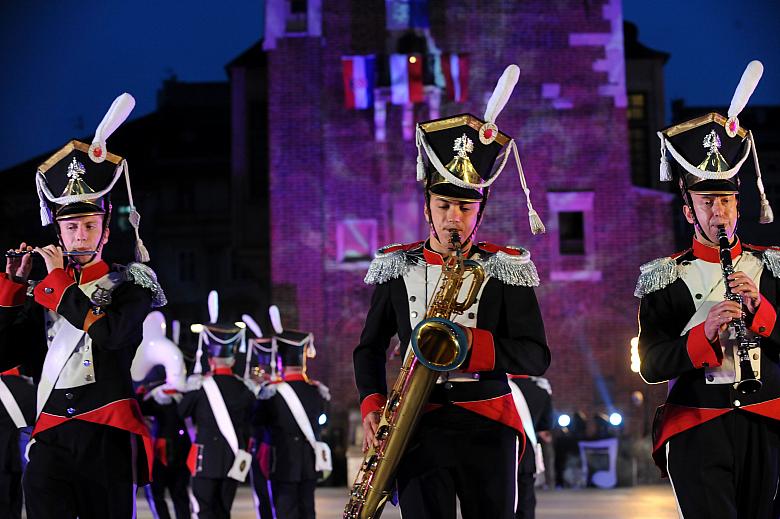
[258,380,326,482]
[178,373,256,478]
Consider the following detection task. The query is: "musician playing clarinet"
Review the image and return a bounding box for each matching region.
[636,61,780,518]
[0,94,166,519]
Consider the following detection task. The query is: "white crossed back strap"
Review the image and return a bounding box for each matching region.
[0,378,27,428]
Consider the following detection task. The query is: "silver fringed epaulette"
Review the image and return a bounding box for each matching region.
[122,262,168,308]
[762,248,780,278]
[634,256,681,298]
[364,244,415,285]
[481,247,540,287]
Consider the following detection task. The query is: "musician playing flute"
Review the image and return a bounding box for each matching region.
[636,61,780,518]
[0,94,166,519]
[352,65,550,519]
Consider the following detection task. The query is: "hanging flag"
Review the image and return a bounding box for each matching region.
[390,54,424,105]
[342,55,376,110]
[441,53,469,103]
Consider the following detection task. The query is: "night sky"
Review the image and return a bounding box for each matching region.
[1,0,778,171]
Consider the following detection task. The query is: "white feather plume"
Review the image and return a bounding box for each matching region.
[269,305,284,334]
[171,320,181,345]
[241,313,264,338]
[207,290,219,324]
[90,93,135,155]
[728,60,764,118]
[483,64,520,123]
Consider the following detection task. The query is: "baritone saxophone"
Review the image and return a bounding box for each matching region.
[344,231,485,519]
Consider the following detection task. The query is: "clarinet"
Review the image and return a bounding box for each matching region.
[717,225,762,395]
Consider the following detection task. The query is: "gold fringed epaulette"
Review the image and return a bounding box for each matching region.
[481,246,540,287]
[634,256,681,298]
[762,248,780,278]
[363,243,420,285]
[121,262,167,308]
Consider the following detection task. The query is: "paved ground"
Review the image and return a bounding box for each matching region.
[136,483,679,518]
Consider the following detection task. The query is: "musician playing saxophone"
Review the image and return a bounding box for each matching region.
[636,61,780,518]
[353,66,550,519]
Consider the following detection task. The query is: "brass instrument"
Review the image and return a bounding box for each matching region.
[344,232,485,519]
[716,225,762,395]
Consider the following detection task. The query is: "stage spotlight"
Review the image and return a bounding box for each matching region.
[609,412,623,426]
[318,413,327,425]
[558,414,571,428]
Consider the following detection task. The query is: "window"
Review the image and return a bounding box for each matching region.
[546,191,600,282]
[559,211,585,255]
[336,219,377,263]
[627,93,646,121]
[285,0,308,34]
[178,251,196,282]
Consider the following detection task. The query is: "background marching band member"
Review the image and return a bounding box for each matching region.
[0,93,165,519]
[636,60,780,518]
[178,291,257,519]
[353,65,549,519]
[133,311,191,519]
[240,312,277,519]
[0,366,35,519]
[256,304,330,519]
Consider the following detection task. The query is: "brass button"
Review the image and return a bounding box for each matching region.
[695,294,703,300]
[411,311,418,318]
[706,375,714,382]
[65,392,74,400]
[733,400,741,407]
[83,360,91,367]
[66,407,76,415]
[44,287,53,294]
[468,313,475,319]
[759,326,766,333]
[444,382,453,390]
[753,353,759,361]
[84,374,93,382]
[409,296,416,302]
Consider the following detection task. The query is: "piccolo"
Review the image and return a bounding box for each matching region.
[5,250,97,258]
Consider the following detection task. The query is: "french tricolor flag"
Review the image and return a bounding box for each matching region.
[390,54,424,105]
[342,55,376,110]
[441,53,469,103]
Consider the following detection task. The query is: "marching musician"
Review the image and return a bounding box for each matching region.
[636,61,780,517]
[353,65,550,519]
[178,291,257,519]
[134,312,191,519]
[238,313,277,519]
[256,305,329,519]
[0,93,165,518]
[0,366,35,519]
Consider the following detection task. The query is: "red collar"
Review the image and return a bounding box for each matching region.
[212,367,234,376]
[66,260,110,284]
[283,372,307,382]
[423,243,474,265]
[692,237,742,263]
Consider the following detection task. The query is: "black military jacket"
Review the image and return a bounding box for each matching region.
[255,377,327,482]
[178,372,256,479]
[354,241,550,432]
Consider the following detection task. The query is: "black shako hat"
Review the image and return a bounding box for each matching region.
[35,94,152,261]
[658,60,773,224]
[415,65,545,235]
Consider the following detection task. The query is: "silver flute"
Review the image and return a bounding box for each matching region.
[5,250,96,258]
